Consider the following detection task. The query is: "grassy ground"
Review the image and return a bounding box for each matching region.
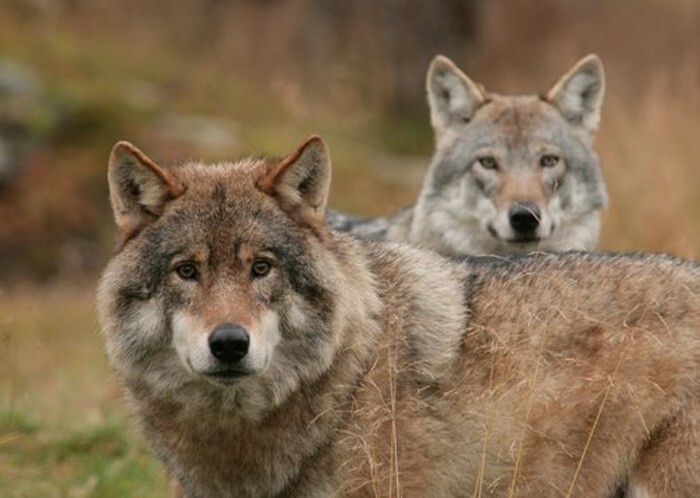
[0,288,167,497]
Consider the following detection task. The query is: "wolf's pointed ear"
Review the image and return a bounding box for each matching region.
[427,55,486,134]
[546,54,605,132]
[107,141,185,237]
[257,135,331,224]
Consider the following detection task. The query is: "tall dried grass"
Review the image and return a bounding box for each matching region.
[600,67,700,258]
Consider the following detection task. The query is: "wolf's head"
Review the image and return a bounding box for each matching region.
[98,136,377,420]
[412,54,608,255]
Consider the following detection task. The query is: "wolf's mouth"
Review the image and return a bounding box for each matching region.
[487,224,542,244]
[206,369,248,381]
[507,235,541,244]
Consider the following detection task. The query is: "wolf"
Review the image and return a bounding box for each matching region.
[98,136,699,497]
[328,54,608,256]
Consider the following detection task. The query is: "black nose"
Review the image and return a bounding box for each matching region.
[509,203,541,234]
[208,323,249,363]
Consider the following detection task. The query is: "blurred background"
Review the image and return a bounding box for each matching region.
[1,0,698,495]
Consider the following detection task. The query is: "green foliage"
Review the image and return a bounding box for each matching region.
[0,409,38,434]
[371,113,433,156]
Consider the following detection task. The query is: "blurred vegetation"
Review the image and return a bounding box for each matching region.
[0,0,699,282]
[0,288,168,496]
[0,0,699,495]
[0,409,166,497]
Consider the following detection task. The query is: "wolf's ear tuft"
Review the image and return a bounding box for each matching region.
[257,135,331,224]
[107,141,185,237]
[427,55,486,135]
[546,54,605,132]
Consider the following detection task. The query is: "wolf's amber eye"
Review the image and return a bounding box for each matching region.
[251,259,272,278]
[174,262,198,281]
[540,155,560,168]
[478,156,498,170]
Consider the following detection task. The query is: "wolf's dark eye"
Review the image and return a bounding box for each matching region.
[251,259,272,278]
[174,262,198,281]
[478,156,498,170]
[540,155,560,168]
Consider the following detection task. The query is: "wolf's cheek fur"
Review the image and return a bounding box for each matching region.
[556,169,596,217]
[171,311,207,375]
[98,252,169,370]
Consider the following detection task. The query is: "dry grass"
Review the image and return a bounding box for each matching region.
[599,74,700,258]
[0,286,109,423]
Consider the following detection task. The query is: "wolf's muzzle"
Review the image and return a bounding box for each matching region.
[208,323,250,364]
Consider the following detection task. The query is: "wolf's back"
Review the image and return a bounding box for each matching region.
[355,248,700,497]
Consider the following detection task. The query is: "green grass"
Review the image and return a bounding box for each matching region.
[0,411,167,497]
[0,288,167,497]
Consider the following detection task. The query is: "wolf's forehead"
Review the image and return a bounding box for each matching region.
[478,97,557,129]
[467,97,572,149]
[177,157,270,191]
[155,202,291,264]
[157,159,284,240]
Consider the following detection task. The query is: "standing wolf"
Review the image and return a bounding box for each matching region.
[329,54,608,255]
[98,136,699,497]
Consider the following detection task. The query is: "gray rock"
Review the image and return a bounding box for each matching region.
[0,58,43,185]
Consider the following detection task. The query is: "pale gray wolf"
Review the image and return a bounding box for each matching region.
[328,54,608,256]
[98,136,699,497]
